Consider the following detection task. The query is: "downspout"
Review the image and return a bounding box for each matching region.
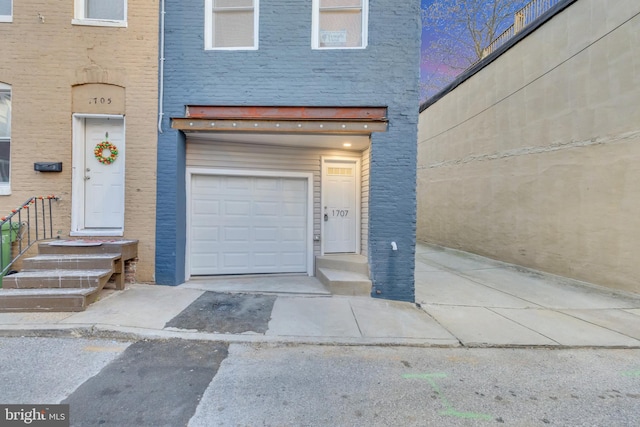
[157,0,165,133]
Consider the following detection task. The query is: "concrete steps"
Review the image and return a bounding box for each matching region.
[22,253,121,271]
[0,239,138,312]
[0,287,101,312]
[2,269,113,289]
[316,255,371,296]
[38,240,138,260]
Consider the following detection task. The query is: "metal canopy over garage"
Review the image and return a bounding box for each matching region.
[172,106,388,135]
[179,106,385,278]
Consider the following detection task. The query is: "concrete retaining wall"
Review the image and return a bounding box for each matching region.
[418,0,640,294]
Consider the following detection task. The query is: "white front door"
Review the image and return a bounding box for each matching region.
[83,118,125,229]
[323,160,358,253]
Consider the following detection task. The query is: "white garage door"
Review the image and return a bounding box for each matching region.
[190,174,308,275]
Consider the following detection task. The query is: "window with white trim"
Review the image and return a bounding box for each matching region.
[0,84,11,189]
[205,0,259,50]
[0,0,12,23]
[312,0,368,49]
[73,0,127,27]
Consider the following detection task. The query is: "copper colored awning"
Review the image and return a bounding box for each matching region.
[172,106,388,134]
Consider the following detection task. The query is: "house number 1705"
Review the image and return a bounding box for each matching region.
[333,210,349,217]
[89,97,112,105]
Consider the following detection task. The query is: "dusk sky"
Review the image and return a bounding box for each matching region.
[420,0,467,100]
[420,0,530,100]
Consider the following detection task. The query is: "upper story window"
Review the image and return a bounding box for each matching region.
[73,0,127,27]
[0,0,12,23]
[312,0,368,49]
[0,84,11,191]
[205,0,259,50]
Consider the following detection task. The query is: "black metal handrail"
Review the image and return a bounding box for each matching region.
[0,195,59,276]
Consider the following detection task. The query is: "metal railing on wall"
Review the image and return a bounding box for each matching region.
[481,0,561,58]
[0,195,59,276]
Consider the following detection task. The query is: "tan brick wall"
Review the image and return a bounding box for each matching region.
[0,1,158,282]
[418,0,640,294]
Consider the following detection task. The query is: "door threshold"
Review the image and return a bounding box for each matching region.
[189,273,309,280]
[181,274,330,296]
[70,230,124,237]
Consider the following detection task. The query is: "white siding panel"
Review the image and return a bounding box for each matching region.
[361,147,370,258]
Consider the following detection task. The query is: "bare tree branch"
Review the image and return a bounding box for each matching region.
[421,0,526,101]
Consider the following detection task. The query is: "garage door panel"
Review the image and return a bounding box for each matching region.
[222,253,250,269]
[224,200,252,216]
[192,254,218,274]
[282,252,306,268]
[190,174,308,275]
[253,253,278,267]
[255,177,279,191]
[192,227,219,242]
[282,226,305,242]
[225,177,252,190]
[284,182,304,192]
[254,201,280,217]
[193,200,220,215]
[254,227,278,241]
[193,175,221,192]
[283,202,306,217]
[223,226,251,242]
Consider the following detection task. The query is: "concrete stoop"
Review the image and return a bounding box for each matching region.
[0,287,102,312]
[0,239,137,312]
[316,255,371,296]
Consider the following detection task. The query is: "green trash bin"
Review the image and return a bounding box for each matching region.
[1,222,20,287]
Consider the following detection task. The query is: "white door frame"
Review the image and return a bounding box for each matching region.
[185,167,315,280]
[321,156,361,255]
[71,114,125,236]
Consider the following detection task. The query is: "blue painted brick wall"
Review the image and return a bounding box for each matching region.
[157,0,420,302]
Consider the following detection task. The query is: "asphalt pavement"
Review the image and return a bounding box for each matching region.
[2,337,640,426]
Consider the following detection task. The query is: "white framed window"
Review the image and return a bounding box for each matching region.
[0,0,12,23]
[312,0,368,49]
[0,83,11,194]
[73,0,127,27]
[205,0,259,50]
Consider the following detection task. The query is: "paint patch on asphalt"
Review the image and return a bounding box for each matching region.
[165,292,276,334]
[63,339,228,427]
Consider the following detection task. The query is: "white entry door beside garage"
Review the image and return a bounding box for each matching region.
[187,170,313,277]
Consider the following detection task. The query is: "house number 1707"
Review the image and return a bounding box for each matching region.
[333,210,349,217]
[89,97,112,105]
